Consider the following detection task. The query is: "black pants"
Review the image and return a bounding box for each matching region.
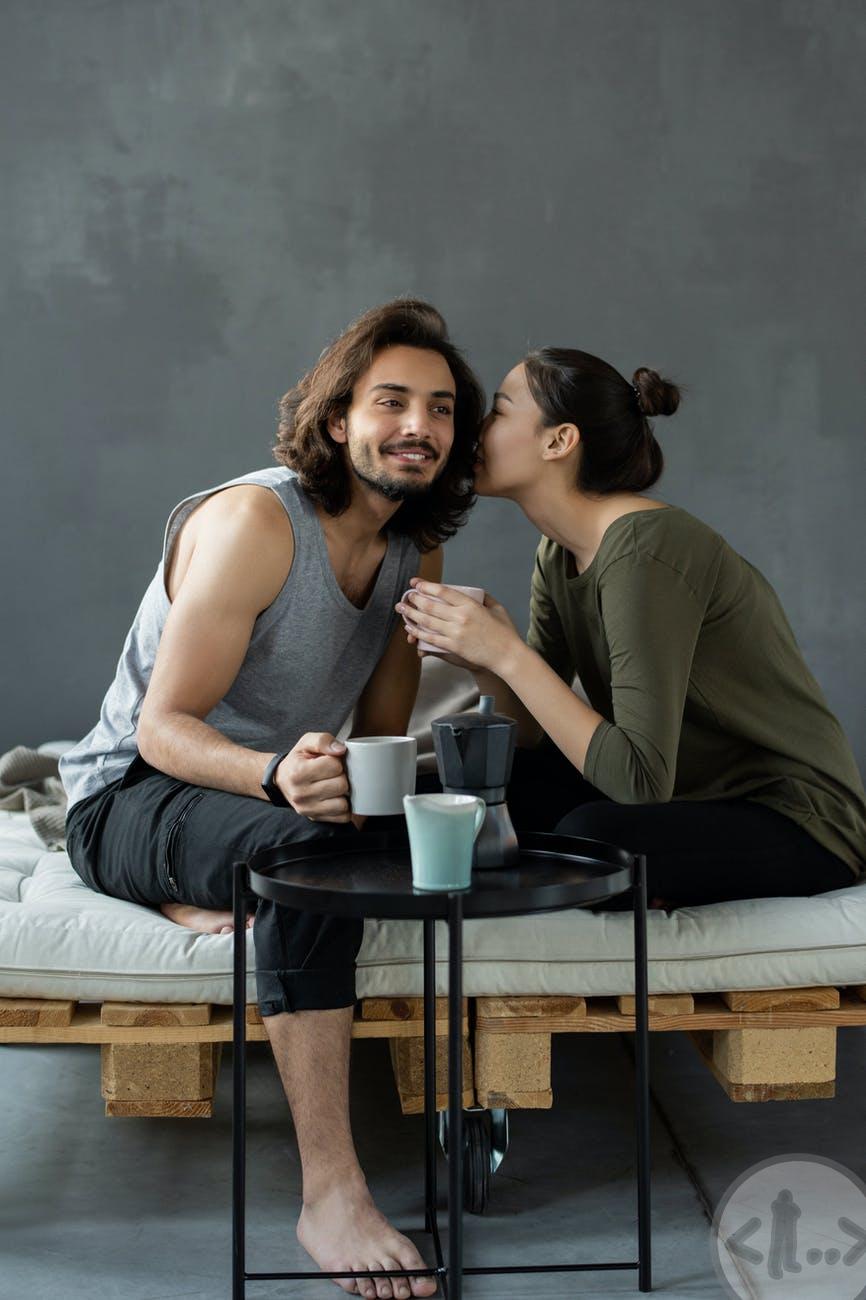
[64,753,364,1017]
[504,740,854,910]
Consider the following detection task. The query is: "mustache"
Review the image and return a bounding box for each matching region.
[382,441,437,458]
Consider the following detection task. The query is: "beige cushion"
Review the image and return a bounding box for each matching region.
[2,658,863,1004]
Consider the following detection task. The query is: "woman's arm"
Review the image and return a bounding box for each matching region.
[399,581,606,771]
[483,642,607,773]
[401,555,704,803]
[472,666,544,748]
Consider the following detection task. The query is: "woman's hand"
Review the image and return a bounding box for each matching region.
[395,579,522,675]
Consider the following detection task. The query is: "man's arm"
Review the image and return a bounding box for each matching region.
[137,489,293,798]
[137,488,354,822]
[351,546,444,739]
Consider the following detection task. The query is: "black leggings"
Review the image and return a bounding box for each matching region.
[503,741,854,910]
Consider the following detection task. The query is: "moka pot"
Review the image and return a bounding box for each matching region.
[431,695,519,869]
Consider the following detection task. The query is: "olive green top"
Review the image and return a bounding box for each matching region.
[526,505,866,878]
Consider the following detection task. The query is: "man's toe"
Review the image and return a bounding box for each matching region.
[381,1255,408,1298]
[397,1250,436,1297]
[370,1261,393,1299]
[356,1270,376,1300]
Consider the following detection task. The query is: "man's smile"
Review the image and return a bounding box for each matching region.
[383,444,436,465]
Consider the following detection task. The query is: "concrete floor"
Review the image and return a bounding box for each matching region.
[5,1025,866,1299]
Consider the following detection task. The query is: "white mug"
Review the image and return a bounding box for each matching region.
[401,584,485,654]
[345,736,417,816]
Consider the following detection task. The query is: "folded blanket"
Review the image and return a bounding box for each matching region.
[0,746,68,850]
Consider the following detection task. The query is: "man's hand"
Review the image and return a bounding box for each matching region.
[275,733,351,823]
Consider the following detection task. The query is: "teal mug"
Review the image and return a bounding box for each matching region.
[403,793,486,891]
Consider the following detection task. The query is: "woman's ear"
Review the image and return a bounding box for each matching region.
[540,423,580,461]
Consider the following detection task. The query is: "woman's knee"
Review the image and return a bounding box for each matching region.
[555,799,634,847]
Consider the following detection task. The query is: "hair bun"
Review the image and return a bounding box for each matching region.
[632,367,681,418]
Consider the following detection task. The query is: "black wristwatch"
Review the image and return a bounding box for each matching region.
[261,750,291,807]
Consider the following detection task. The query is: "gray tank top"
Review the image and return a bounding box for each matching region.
[60,467,420,812]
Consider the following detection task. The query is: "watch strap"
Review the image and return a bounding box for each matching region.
[261,750,291,807]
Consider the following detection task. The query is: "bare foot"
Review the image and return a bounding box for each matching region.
[297,1177,437,1299]
[159,902,255,936]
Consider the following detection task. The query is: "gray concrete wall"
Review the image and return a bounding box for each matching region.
[3,0,864,772]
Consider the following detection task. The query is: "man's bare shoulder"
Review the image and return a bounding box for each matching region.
[194,482,291,527]
[167,483,294,607]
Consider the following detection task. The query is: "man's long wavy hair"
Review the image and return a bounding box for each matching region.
[272,299,485,553]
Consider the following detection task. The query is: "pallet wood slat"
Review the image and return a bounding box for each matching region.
[360,997,469,1021]
[105,1099,214,1117]
[617,993,694,1016]
[100,1002,212,1026]
[477,995,586,1020]
[0,997,76,1026]
[721,986,840,1012]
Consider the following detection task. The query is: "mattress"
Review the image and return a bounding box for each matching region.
[3,806,865,1006]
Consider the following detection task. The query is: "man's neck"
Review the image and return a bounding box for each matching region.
[314,478,402,553]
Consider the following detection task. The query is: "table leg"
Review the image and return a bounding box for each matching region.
[423,918,437,1232]
[633,852,652,1292]
[232,861,249,1300]
[447,893,464,1300]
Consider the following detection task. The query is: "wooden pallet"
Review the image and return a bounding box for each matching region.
[0,995,471,1118]
[475,986,866,1105]
[4,985,866,1115]
[357,997,474,1115]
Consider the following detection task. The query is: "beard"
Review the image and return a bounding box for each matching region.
[345,426,445,502]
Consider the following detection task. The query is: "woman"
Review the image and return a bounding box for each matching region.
[396,349,866,909]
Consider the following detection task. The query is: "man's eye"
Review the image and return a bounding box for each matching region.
[490,407,503,418]
[380,399,402,407]
[434,406,453,416]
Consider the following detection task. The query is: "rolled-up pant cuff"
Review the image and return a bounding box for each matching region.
[256,966,357,1017]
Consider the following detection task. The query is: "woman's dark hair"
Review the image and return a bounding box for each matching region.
[273,298,485,552]
[523,348,683,494]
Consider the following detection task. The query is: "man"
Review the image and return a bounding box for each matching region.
[60,298,485,1300]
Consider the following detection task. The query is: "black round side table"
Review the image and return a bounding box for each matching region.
[231,829,652,1298]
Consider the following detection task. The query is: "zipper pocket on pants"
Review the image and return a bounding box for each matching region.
[163,790,206,895]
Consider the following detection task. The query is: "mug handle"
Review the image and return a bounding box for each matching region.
[471,797,486,840]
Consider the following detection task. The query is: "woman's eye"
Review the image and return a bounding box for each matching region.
[434,406,453,416]
[380,399,401,407]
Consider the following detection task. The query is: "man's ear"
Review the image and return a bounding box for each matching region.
[326,407,348,444]
[540,423,580,461]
